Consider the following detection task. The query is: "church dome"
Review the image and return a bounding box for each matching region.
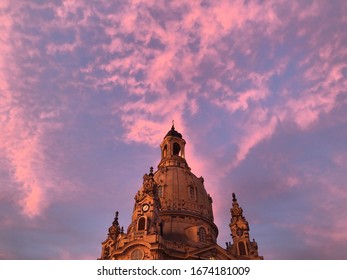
[153,165,214,222]
[154,126,218,244]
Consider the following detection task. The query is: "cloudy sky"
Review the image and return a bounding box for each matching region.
[1,0,346,260]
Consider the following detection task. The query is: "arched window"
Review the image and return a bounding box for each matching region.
[163,145,167,158]
[189,186,195,200]
[238,241,247,255]
[138,217,146,231]
[198,227,206,242]
[173,143,181,156]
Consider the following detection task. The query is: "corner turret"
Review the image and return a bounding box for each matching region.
[227,193,263,259]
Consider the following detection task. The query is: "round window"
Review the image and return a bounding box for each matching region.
[131,248,144,260]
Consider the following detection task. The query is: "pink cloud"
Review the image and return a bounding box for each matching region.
[0,2,77,218]
[285,176,301,188]
[0,94,64,218]
[0,19,42,218]
[55,0,92,26]
[46,41,79,55]
[118,93,188,146]
[281,64,345,130]
[9,134,47,217]
[0,108,45,218]
[98,0,286,97]
[213,88,269,113]
[299,2,320,20]
[233,112,278,168]
[91,0,345,183]
[333,152,347,168]
[211,0,273,31]
[302,221,347,247]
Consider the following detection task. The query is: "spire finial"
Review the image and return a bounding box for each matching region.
[149,166,154,175]
[113,211,119,226]
[172,120,175,129]
[232,193,237,202]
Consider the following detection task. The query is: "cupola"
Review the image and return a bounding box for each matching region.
[159,124,186,167]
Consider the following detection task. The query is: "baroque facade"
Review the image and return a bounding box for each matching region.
[99,125,263,260]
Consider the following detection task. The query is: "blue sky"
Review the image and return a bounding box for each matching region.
[0,0,346,259]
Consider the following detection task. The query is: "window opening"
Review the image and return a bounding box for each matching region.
[189,186,195,200]
[198,227,206,242]
[238,241,247,255]
[163,145,167,158]
[173,143,181,156]
[138,217,146,230]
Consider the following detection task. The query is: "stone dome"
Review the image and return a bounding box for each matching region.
[153,126,218,244]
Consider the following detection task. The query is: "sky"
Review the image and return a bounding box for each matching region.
[0,0,346,260]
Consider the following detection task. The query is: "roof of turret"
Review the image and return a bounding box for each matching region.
[165,124,182,139]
